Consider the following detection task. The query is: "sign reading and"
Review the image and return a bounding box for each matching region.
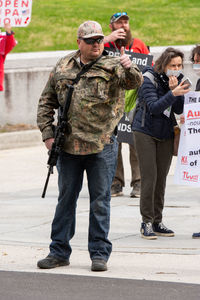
[104,47,153,71]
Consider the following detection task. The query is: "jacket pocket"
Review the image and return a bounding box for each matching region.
[55,76,74,106]
[82,72,111,103]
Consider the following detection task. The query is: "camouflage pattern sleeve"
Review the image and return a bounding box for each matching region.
[37,67,60,141]
[116,61,143,90]
[101,56,143,90]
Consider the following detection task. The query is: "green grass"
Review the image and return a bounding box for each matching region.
[11,0,200,53]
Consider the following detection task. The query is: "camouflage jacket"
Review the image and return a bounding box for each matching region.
[37,50,142,155]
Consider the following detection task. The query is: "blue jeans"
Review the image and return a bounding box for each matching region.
[49,136,118,262]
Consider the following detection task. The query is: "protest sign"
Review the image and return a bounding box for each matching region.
[174,91,200,186]
[117,113,134,145]
[104,47,153,145]
[104,47,153,71]
[0,0,32,27]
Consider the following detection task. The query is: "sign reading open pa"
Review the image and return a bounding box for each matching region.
[0,0,32,27]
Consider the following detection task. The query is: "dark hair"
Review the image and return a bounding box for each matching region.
[154,47,184,73]
[190,45,200,63]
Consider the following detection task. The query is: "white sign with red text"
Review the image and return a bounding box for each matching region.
[0,0,32,27]
[174,91,200,186]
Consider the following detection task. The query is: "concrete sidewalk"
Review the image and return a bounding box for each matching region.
[0,142,200,285]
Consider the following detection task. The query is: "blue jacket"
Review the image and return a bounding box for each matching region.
[132,66,184,140]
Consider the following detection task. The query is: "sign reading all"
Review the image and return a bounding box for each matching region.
[0,0,32,27]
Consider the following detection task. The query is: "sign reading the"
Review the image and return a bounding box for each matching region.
[0,0,32,27]
[174,91,200,187]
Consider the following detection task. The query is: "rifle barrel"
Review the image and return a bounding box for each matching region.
[41,168,51,198]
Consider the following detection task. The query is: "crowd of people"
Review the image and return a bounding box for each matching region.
[36,12,200,271]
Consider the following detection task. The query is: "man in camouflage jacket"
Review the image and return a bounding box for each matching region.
[37,20,142,272]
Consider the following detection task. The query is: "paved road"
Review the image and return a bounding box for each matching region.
[1,271,200,300]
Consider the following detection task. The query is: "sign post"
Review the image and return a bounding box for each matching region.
[0,0,32,27]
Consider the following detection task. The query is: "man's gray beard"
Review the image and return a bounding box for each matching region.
[116,30,132,47]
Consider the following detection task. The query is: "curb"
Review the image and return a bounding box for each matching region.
[0,129,43,150]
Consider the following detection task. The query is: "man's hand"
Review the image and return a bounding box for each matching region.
[45,138,54,150]
[104,28,126,43]
[120,47,132,69]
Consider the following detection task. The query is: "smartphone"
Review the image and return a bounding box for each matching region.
[182,78,192,89]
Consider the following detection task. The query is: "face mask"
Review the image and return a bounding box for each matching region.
[166,69,183,77]
[193,64,200,76]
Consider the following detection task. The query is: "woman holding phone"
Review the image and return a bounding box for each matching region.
[132,47,190,239]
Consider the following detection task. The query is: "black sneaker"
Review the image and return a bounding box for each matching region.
[192,232,200,239]
[91,259,107,271]
[130,182,140,198]
[37,255,70,269]
[111,183,123,197]
[141,222,157,240]
[153,222,175,237]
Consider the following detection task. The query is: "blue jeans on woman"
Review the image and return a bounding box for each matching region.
[49,136,118,262]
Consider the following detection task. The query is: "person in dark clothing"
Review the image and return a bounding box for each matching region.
[132,47,190,239]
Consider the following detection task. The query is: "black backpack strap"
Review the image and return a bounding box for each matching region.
[132,98,146,128]
[139,71,157,127]
[143,71,158,88]
[58,55,102,120]
[141,100,146,127]
[129,39,134,50]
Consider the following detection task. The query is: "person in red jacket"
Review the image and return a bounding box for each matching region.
[0,22,17,91]
[104,12,150,198]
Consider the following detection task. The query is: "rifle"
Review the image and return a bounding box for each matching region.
[41,84,74,198]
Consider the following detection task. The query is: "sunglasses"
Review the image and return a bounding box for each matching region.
[81,37,104,45]
[112,12,127,18]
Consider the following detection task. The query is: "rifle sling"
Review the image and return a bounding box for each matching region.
[60,55,102,118]
[59,55,102,124]
[72,55,102,85]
